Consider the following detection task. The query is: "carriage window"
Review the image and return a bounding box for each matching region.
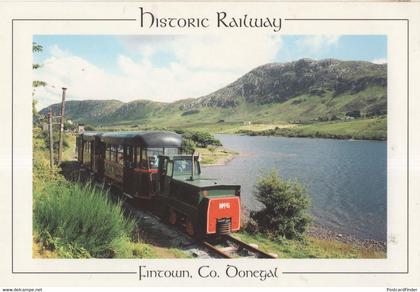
[117,145,124,165]
[147,148,164,169]
[110,145,116,162]
[105,144,110,160]
[136,146,142,167]
[127,146,134,163]
[140,148,148,168]
[164,147,179,155]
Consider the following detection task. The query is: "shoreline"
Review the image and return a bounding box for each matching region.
[199,147,240,167]
[229,117,387,142]
[233,131,387,142]
[306,223,386,253]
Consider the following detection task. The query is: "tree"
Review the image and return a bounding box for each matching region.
[247,171,312,240]
[32,42,44,72]
[207,145,217,156]
[32,99,39,121]
[176,130,222,149]
[181,138,196,154]
[191,131,222,147]
[32,42,47,124]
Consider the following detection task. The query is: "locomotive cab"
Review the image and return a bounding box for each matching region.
[155,154,241,237]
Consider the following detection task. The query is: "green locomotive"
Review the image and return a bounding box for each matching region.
[155,154,240,237]
[77,131,241,237]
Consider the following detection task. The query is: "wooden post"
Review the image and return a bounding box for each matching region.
[48,109,54,169]
[190,151,196,181]
[58,87,67,164]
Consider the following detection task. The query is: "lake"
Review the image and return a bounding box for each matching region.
[201,134,387,241]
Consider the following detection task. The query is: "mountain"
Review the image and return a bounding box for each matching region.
[40,59,387,127]
[40,99,123,123]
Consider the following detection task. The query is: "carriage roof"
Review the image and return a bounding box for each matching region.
[98,131,182,147]
[80,131,103,141]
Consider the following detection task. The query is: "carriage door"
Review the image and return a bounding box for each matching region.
[76,136,81,162]
[158,157,172,196]
[97,142,105,180]
[123,145,135,194]
[91,141,96,171]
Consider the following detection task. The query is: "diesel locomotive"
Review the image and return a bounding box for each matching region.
[77,131,241,237]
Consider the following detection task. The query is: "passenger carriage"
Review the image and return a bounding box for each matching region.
[78,131,182,199]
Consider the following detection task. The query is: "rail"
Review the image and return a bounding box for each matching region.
[201,235,277,259]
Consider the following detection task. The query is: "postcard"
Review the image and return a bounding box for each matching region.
[0,0,419,288]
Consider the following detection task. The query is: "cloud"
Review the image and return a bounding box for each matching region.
[49,44,70,58]
[371,58,387,64]
[296,35,340,53]
[171,34,282,71]
[33,35,283,109]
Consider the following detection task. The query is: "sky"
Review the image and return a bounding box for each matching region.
[33,35,387,109]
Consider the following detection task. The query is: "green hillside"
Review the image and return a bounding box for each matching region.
[39,59,387,139]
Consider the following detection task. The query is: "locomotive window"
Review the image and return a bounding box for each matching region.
[173,158,200,176]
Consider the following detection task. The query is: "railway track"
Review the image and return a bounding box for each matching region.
[202,235,277,259]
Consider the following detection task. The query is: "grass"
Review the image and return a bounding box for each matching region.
[237,117,387,141]
[219,123,295,134]
[195,146,238,166]
[62,133,76,161]
[32,127,191,259]
[292,117,387,140]
[90,85,385,131]
[235,232,385,259]
[34,181,136,258]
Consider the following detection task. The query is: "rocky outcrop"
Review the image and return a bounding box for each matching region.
[180,59,386,110]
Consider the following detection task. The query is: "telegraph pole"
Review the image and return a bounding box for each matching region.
[58,87,67,164]
[48,109,54,169]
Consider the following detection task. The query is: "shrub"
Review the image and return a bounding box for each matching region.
[191,131,222,147]
[175,130,222,148]
[84,124,96,131]
[247,171,312,240]
[33,181,135,258]
[181,138,196,154]
[181,109,200,116]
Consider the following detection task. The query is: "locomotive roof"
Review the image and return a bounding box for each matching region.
[99,131,182,147]
[174,175,241,190]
